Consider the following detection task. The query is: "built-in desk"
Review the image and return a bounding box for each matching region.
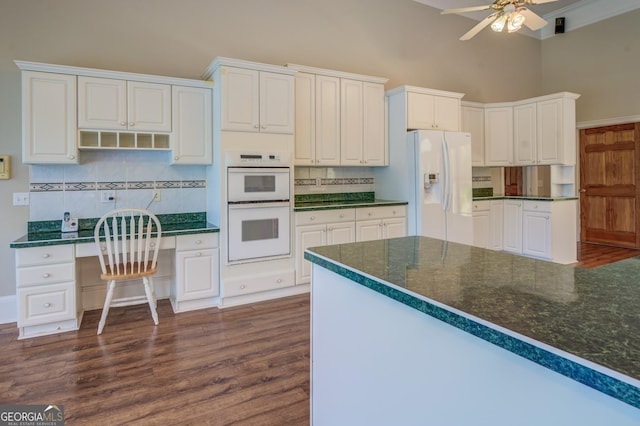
[10,212,219,339]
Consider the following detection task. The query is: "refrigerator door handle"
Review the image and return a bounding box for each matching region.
[442,133,452,212]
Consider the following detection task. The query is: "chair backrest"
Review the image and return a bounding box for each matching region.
[94,208,162,276]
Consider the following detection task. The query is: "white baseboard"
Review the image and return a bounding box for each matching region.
[0,295,17,324]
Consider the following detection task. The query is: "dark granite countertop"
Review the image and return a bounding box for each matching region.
[10,212,219,249]
[294,191,408,212]
[304,236,640,409]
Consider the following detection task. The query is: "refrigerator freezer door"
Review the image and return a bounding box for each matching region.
[415,130,446,240]
[443,132,473,245]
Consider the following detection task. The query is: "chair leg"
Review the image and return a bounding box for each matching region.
[143,276,159,326]
[97,280,116,335]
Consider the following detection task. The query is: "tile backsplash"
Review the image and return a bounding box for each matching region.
[29,150,207,221]
[294,167,374,194]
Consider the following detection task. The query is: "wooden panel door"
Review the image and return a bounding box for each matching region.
[579,123,640,248]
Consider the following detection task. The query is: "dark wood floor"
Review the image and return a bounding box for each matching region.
[576,241,640,268]
[0,294,310,425]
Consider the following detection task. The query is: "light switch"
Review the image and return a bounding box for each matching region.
[0,155,9,179]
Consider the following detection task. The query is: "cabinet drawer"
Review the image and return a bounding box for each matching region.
[176,233,219,251]
[296,209,356,225]
[16,245,74,267]
[18,281,75,327]
[356,205,407,221]
[224,270,294,298]
[76,236,175,257]
[17,262,75,287]
[472,200,490,212]
[523,201,551,213]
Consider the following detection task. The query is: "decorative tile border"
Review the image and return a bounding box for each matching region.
[304,250,640,410]
[472,176,492,182]
[29,180,205,192]
[295,177,374,187]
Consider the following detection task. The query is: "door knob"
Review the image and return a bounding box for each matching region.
[579,189,586,193]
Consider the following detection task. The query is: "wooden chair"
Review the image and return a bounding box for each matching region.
[94,208,162,335]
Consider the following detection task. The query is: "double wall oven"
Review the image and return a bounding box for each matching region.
[226,152,291,263]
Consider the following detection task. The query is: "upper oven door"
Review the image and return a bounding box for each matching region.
[227,167,290,202]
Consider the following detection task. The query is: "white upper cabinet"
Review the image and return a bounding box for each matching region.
[21,71,78,164]
[289,64,388,167]
[78,77,171,132]
[461,103,485,166]
[484,106,513,166]
[407,91,461,131]
[315,75,341,165]
[537,95,578,166]
[513,102,537,165]
[219,66,294,134]
[171,85,212,165]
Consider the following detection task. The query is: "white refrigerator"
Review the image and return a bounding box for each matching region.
[408,130,473,245]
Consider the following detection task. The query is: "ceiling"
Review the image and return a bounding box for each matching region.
[413,0,640,39]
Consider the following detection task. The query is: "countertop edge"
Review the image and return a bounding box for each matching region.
[10,225,220,249]
[304,249,640,409]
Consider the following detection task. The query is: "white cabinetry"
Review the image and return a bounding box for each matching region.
[537,95,578,166]
[171,85,213,164]
[513,102,537,165]
[78,77,171,132]
[522,202,551,260]
[484,106,513,166]
[489,200,504,251]
[522,200,577,263]
[355,206,407,242]
[173,233,219,313]
[503,199,523,254]
[217,66,294,134]
[462,102,485,166]
[406,90,461,131]
[472,201,490,249]
[295,209,356,284]
[15,245,79,339]
[20,71,78,164]
[290,64,388,166]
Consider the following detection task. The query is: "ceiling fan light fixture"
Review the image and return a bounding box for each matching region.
[491,12,508,32]
[507,10,526,32]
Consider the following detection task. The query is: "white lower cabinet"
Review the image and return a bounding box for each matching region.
[523,205,551,259]
[503,200,523,254]
[172,233,220,313]
[15,244,79,339]
[295,205,407,284]
[489,201,504,251]
[295,209,357,284]
[472,201,490,249]
[355,206,407,242]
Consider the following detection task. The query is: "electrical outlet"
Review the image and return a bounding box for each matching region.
[13,192,29,206]
[152,190,161,202]
[100,190,115,203]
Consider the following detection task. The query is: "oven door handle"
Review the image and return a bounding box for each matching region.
[227,167,290,174]
[228,201,290,209]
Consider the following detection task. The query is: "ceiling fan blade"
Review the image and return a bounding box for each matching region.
[528,0,558,4]
[441,5,492,15]
[520,8,548,30]
[460,12,499,41]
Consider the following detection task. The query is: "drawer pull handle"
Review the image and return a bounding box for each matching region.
[44,303,52,308]
[42,253,50,259]
[339,214,344,218]
[42,273,50,278]
[277,278,283,283]
[196,240,202,245]
[196,252,202,257]
[368,213,372,216]
[310,216,315,220]
[240,284,246,289]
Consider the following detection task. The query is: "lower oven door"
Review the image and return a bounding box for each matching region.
[227,202,291,263]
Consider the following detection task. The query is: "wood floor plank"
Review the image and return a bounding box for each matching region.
[0,294,310,425]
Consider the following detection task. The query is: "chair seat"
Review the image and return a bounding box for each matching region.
[100,262,157,281]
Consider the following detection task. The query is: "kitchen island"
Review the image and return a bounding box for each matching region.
[305,236,640,425]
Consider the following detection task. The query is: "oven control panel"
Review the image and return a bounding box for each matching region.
[225,151,291,167]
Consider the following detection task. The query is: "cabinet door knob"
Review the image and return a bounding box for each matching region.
[196,240,202,245]
[129,122,135,127]
[120,121,127,126]
[44,303,52,308]
[276,278,282,283]
[368,212,372,216]
[310,216,315,220]
[339,214,344,218]
[196,252,202,257]
[240,284,246,289]
[42,253,50,258]
[42,273,50,278]
[261,125,267,129]
[174,156,179,160]
[254,124,260,129]
[69,155,75,160]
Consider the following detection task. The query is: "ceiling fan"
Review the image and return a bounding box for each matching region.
[442,0,558,40]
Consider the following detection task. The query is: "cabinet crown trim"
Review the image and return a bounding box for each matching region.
[14,60,212,88]
[286,64,388,84]
[202,57,297,80]
[464,91,581,108]
[386,85,465,99]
